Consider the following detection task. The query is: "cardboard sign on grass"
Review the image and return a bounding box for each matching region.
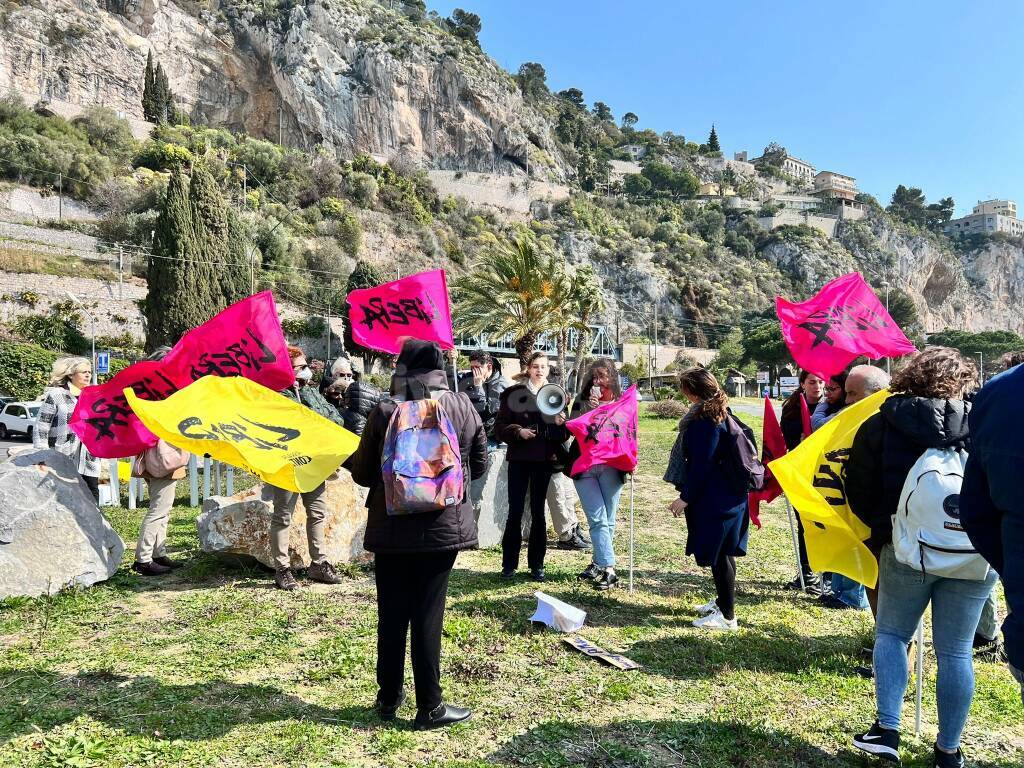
[563,636,641,671]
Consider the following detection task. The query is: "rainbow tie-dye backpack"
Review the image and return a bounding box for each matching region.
[382,396,465,516]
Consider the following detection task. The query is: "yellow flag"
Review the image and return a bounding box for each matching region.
[124,377,360,493]
[768,388,891,588]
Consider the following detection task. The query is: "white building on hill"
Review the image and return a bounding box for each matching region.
[945,199,1024,238]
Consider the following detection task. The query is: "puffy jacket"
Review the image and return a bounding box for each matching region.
[349,341,488,554]
[846,395,970,551]
[494,382,569,464]
[457,360,507,439]
[960,365,1024,670]
[341,379,383,436]
[280,384,345,426]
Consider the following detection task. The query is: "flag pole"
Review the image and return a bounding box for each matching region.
[914,618,925,736]
[785,498,806,592]
[628,474,635,593]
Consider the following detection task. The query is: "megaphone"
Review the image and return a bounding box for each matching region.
[536,383,568,417]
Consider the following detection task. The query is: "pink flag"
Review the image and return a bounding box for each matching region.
[776,272,916,379]
[70,291,293,458]
[566,385,639,476]
[347,269,454,355]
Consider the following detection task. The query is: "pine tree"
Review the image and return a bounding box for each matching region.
[142,51,155,122]
[153,63,171,124]
[342,260,386,364]
[187,163,230,314]
[707,124,721,153]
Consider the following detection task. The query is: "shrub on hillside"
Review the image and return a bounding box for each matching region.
[11,302,89,355]
[346,172,379,207]
[0,341,58,401]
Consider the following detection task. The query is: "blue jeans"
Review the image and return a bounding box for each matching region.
[874,545,998,750]
[573,465,624,568]
[831,573,870,610]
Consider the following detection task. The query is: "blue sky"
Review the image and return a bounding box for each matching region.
[428,1,1024,216]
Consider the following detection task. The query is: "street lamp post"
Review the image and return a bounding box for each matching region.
[976,351,984,385]
[65,291,96,384]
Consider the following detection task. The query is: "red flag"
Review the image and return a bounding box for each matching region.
[747,397,787,527]
[776,272,916,379]
[565,386,639,475]
[800,391,813,439]
[346,269,454,354]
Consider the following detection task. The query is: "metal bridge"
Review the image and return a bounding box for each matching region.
[454,325,619,362]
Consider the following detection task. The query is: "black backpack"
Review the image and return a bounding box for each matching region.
[724,414,766,493]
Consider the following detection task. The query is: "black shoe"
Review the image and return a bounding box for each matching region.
[275,568,299,591]
[557,527,592,551]
[933,744,964,768]
[307,561,343,585]
[414,702,471,730]
[500,568,516,580]
[819,594,855,610]
[375,688,406,722]
[593,569,619,591]
[785,573,820,592]
[152,556,183,569]
[853,721,900,764]
[577,562,600,582]
[972,638,1005,663]
[132,560,171,576]
[530,569,546,582]
[854,664,874,680]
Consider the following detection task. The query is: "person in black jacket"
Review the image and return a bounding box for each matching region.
[960,360,1024,702]
[779,370,825,593]
[457,350,507,443]
[493,351,568,581]
[348,340,487,729]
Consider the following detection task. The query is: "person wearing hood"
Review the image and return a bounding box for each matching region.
[349,339,487,729]
[270,345,347,591]
[847,348,995,768]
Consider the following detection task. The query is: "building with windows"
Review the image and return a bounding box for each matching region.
[780,155,817,182]
[813,171,857,201]
[945,199,1024,238]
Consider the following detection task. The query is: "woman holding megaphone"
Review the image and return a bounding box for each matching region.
[495,351,569,582]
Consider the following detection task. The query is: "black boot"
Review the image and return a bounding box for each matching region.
[374,688,406,722]
[414,702,471,730]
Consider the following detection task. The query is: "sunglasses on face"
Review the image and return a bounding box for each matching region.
[336,372,353,378]
[825,385,841,392]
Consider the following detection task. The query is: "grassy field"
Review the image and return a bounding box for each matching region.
[1,408,1021,767]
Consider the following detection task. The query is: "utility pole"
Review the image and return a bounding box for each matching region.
[977,351,984,385]
[278,106,283,146]
[57,172,63,221]
[117,245,123,300]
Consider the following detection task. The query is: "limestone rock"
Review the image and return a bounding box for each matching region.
[196,471,371,568]
[0,449,125,598]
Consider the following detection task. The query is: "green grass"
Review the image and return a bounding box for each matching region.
[0,410,1021,766]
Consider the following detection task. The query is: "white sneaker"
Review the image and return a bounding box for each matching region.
[692,609,738,631]
[695,598,718,616]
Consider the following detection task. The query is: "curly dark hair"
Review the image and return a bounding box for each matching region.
[1000,350,1024,372]
[578,357,621,400]
[890,347,978,399]
[678,367,728,423]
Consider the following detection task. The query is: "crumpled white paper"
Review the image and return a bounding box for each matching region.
[530,591,586,632]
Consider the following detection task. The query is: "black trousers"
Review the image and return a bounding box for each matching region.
[503,461,553,572]
[795,511,812,576]
[82,475,100,504]
[374,551,457,712]
[711,553,737,620]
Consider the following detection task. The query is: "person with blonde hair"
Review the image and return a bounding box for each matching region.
[667,367,749,631]
[847,348,994,767]
[34,356,101,501]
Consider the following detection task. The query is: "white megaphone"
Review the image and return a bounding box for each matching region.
[536,383,568,417]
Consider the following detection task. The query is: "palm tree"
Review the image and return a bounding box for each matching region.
[452,237,566,366]
[569,264,605,385]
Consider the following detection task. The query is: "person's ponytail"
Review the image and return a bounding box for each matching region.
[677,367,729,424]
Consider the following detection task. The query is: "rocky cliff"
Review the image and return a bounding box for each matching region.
[0,0,569,178]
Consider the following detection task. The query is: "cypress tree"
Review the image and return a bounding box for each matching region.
[187,163,230,314]
[153,63,171,123]
[707,124,721,152]
[146,169,222,350]
[342,260,386,363]
[142,51,155,122]
[224,210,254,304]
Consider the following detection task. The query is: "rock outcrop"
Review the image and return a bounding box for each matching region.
[0,449,125,597]
[196,472,371,568]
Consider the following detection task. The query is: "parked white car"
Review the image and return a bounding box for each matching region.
[0,401,41,440]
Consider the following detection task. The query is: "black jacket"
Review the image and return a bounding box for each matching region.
[349,341,487,554]
[341,379,383,436]
[457,360,507,440]
[960,365,1024,670]
[494,382,569,464]
[847,395,970,551]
